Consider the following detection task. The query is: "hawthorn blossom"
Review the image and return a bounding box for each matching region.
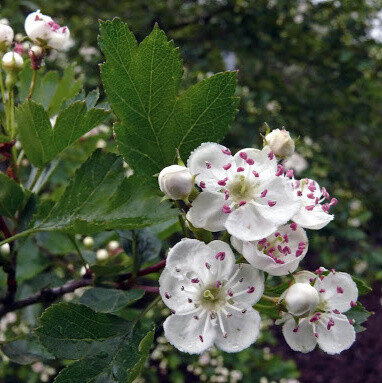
[159,238,264,354]
[186,143,300,241]
[265,128,295,158]
[277,269,358,354]
[231,223,308,276]
[158,165,193,200]
[292,178,336,230]
[25,10,70,50]
[0,23,14,49]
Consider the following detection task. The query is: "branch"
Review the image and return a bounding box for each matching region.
[117,259,166,282]
[0,275,93,318]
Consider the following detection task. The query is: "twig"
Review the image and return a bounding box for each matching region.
[117,259,166,282]
[0,275,93,318]
[133,285,160,294]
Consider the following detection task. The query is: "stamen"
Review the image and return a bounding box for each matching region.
[286,169,294,178]
[164,292,171,299]
[200,181,206,189]
[268,151,274,160]
[305,205,315,211]
[205,161,211,169]
[237,167,245,172]
[191,278,200,284]
[218,178,228,186]
[222,148,231,155]
[215,252,226,261]
[252,170,259,177]
[199,335,204,342]
[276,164,284,176]
[293,326,299,333]
[239,152,248,160]
[223,163,232,170]
[330,198,338,206]
[337,286,343,294]
[217,312,227,338]
[246,158,254,165]
[268,200,277,207]
[350,301,357,307]
[239,200,246,206]
[260,189,268,198]
[222,205,232,214]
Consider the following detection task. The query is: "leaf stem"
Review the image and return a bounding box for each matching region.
[0,64,8,125]
[67,235,88,269]
[29,167,43,191]
[27,69,38,100]
[136,295,161,322]
[0,229,36,247]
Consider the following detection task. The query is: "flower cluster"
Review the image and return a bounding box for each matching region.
[158,129,364,355]
[0,11,70,76]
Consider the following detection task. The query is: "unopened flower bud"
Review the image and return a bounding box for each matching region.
[2,51,24,71]
[283,282,319,317]
[0,243,10,256]
[107,240,119,252]
[25,10,70,51]
[0,23,13,51]
[265,128,295,158]
[96,249,109,261]
[158,165,193,200]
[29,45,45,70]
[82,236,94,249]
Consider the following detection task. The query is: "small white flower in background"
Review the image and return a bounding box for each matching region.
[82,236,94,249]
[159,238,264,354]
[158,165,193,201]
[2,51,24,70]
[0,243,10,256]
[265,128,295,158]
[186,143,300,241]
[0,23,14,49]
[24,10,70,50]
[96,249,109,261]
[107,240,120,252]
[283,152,308,175]
[277,268,358,354]
[292,178,336,230]
[231,223,308,276]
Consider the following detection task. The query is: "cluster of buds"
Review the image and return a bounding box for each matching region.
[156,129,364,356]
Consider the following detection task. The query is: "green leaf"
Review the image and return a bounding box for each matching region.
[79,287,145,313]
[29,150,176,234]
[19,63,83,116]
[16,93,109,168]
[99,18,238,179]
[36,303,153,383]
[0,172,24,217]
[254,298,281,319]
[1,333,54,365]
[345,302,373,333]
[352,276,372,296]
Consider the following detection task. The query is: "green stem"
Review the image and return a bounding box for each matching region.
[136,295,161,322]
[29,168,43,191]
[0,229,36,247]
[27,70,38,100]
[0,65,8,127]
[9,87,15,139]
[261,294,279,303]
[16,149,24,167]
[67,235,87,268]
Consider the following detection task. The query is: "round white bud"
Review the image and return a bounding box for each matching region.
[158,165,193,200]
[30,44,43,57]
[0,243,10,256]
[96,249,109,261]
[82,236,94,249]
[0,23,14,48]
[283,282,319,317]
[265,128,295,158]
[2,52,24,70]
[107,240,119,252]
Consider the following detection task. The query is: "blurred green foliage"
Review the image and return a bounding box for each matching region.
[1,0,382,381]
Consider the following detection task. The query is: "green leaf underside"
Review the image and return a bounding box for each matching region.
[0,172,24,217]
[36,303,153,383]
[79,288,145,313]
[30,150,176,234]
[352,276,372,296]
[19,63,83,117]
[345,302,373,333]
[16,92,109,168]
[99,18,238,179]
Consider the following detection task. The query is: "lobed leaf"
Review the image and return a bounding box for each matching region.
[0,172,25,217]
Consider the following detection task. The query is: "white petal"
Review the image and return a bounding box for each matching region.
[226,203,278,241]
[319,271,358,312]
[227,264,264,306]
[293,207,333,230]
[255,176,300,226]
[230,236,243,254]
[187,192,227,232]
[282,317,317,353]
[165,238,213,278]
[316,313,356,354]
[163,311,216,354]
[48,28,70,50]
[159,269,198,313]
[293,270,318,284]
[206,240,236,280]
[214,306,261,353]
[233,146,277,178]
[187,142,232,187]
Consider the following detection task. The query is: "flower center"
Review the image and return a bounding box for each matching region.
[200,285,226,311]
[227,175,257,203]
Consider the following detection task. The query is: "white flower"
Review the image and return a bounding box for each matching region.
[0,23,14,48]
[231,223,308,276]
[2,52,24,70]
[283,152,308,175]
[277,269,358,354]
[159,238,264,354]
[265,129,295,158]
[158,165,193,200]
[82,236,94,249]
[292,178,336,230]
[24,10,70,50]
[96,249,109,261]
[186,143,300,241]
